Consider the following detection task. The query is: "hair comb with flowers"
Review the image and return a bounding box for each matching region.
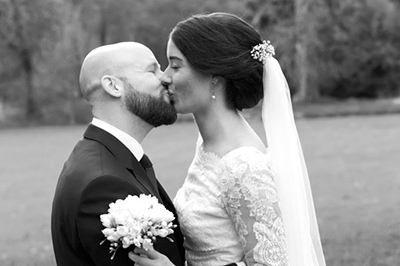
[250,40,275,63]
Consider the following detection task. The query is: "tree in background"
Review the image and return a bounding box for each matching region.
[248,0,323,102]
[0,0,60,120]
[245,0,400,101]
[319,0,400,98]
[245,0,300,96]
[0,0,246,124]
[0,0,399,125]
[40,0,90,124]
[293,0,327,102]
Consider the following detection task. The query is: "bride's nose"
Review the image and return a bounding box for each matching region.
[160,72,172,86]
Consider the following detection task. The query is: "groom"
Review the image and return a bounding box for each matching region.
[51,42,185,266]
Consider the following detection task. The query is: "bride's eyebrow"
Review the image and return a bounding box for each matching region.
[168,56,183,62]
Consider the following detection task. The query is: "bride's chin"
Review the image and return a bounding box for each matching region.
[173,104,186,114]
[171,99,192,114]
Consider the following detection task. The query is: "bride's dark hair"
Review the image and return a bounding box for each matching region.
[170,12,264,111]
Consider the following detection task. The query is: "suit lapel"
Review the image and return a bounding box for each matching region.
[83,124,159,197]
[127,158,160,197]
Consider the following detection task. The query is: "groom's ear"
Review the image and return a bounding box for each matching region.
[101,75,123,98]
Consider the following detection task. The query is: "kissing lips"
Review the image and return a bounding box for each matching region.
[167,90,175,103]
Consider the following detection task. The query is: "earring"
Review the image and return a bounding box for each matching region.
[211,81,216,100]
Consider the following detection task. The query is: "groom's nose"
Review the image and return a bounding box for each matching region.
[155,69,164,79]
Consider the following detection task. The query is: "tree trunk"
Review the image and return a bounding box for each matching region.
[295,42,308,101]
[99,2,108,45]
[22,50,38,119]
[0,97,5,123]
[293,0,320,102]
[294,42,320,102]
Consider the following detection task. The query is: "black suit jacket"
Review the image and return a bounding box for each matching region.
[51,124,185,266]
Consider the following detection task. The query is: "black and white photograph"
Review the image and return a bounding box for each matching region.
[1,1,399,266]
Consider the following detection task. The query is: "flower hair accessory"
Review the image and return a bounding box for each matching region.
[250,40,275,63]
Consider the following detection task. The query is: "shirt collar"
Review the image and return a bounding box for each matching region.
[91,117,144,161]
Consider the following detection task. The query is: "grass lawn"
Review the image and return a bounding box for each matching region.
[0,114,399,266]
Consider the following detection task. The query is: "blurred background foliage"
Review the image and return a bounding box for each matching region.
[0,0,399,125]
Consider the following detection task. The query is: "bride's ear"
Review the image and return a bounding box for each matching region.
[101,76,123,98]
[211,78,218,87]
[211,75,226,89]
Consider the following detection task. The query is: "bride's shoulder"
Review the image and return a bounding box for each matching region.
[220,146,275,183]
[224,133,269,160]
[222,145,271,166]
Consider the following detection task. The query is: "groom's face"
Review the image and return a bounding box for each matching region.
[123,78,177,127]
[119,48,177,126]
[120,48,169,102]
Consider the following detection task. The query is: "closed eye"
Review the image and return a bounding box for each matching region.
[146,62,160,74]
[168,56,182,70]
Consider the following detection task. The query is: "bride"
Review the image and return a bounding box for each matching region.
[130,12,326,266]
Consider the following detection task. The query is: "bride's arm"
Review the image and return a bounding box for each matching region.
[221,153,288,266]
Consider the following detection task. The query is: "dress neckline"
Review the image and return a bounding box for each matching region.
[198,144,269,161]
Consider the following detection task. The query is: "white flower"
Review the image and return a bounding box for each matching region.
[148,205,175,223]
[128,224,141,237]
[116,226,129,237]
[122,236,131,248]
[102,228,120,242]
[156,229,169,238]
[100,214,114,228]
[133,238,141,248]
[142,238,153,251]
[100,194,176,259]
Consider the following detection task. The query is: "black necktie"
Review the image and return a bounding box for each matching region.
[139,154,159,193]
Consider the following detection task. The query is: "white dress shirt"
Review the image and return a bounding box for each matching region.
[91,117,144,161]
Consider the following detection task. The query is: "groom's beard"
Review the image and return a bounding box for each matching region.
[124,84,178,127]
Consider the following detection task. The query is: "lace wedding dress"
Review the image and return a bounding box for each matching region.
[174,139,288,266]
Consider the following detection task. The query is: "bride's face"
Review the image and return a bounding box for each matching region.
[161,39,213,115]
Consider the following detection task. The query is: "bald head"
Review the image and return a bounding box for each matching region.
[79,42,156,101]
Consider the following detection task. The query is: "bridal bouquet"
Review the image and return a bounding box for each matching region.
[100,194,176,259]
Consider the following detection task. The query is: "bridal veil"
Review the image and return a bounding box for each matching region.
[260,46,326,266]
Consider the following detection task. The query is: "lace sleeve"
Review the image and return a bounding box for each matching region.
[221,149,288,266]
